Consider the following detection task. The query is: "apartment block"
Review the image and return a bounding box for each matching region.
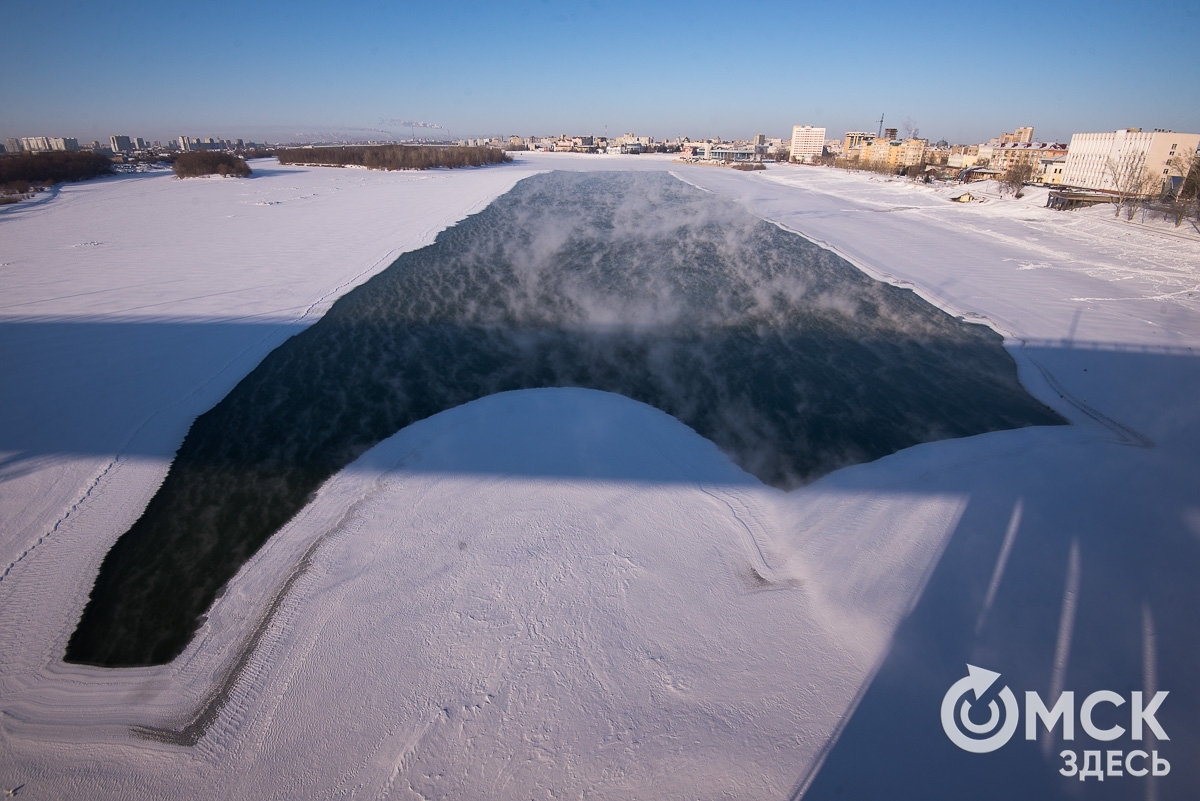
[20,136,52,152]
[843,131,874,153]
[992,142,1068,174]
[789,125,826,163]
[999,127,1035,144]
[859,137,927,169]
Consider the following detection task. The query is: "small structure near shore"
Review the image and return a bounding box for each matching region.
[1046,188,1115,210]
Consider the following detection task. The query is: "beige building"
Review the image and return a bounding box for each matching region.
[924,147,950,166]
[947,145,981,169]
[992,142,1068,176]
[789,125,826,163]
[999,126,1035,144]
[859,137,928,170]
[1062,128,1200,195]
[1040,156,1067,186]
[843,131,874,153]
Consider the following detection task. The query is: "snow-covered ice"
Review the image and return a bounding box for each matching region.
[1,154,1198,799]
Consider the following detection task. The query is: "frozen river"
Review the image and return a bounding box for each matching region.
[68,170,1060,668]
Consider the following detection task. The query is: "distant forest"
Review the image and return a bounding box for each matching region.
[0,150,113,194]
[172,151,252,178]
[275,144,512,171]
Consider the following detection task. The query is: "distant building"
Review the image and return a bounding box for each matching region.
[991,142,1068,175]
[789,125,825,163]
[1040,156,1067,186]
[1062,128,1200,195]
[858,137,928,170]
[6,138,22,153]
[894,138,927,168]
[843,131,874,154]
[110,135,133,152]
[613,133,653,148]
[710,145,758,162]
[20,136,52,152]
[947,145,981,169]
[999,127,1035,144]
[50,137,79,151]
[177,136,228,152]
[924,147,950,166]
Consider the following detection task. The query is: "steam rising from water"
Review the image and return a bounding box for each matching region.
[68,171,1064,666]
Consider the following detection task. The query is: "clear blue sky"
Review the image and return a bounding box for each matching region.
[3,0,1198,146]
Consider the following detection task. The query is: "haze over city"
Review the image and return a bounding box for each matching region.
[2,0,1198,145]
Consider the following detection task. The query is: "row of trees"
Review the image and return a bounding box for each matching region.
[826,156,931,178]
[1103,152,1200,225]
[0,150,113,192]
[172,151,252,178]
[274,144,512,171]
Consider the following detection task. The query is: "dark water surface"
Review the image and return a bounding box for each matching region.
[67,170,1064,666]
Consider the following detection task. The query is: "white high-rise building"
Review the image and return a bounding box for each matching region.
[20,136,52,152]
[1062,128,1199,195]
[789,125,826,163]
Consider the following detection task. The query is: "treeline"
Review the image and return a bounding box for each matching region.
[172,150,252,178]
[275,144,512,171]
[0,150,113,192]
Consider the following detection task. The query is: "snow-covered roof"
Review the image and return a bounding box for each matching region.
[995,142,1068,151]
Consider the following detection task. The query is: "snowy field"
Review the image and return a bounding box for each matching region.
[1,153,1198,799]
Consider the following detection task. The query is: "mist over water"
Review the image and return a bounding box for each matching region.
[68,170,1064,666]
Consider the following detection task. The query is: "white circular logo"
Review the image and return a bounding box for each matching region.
[941,664,1019,753]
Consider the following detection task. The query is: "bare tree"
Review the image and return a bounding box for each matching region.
[1105,151,1156,220]
[1000,161,1034,198]
[1164,151,1200,227]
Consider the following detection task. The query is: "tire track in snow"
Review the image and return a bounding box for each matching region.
[130,473,384,748]
[1020,344,1154,448]
[130,531,329,747]
[0,457,119,587]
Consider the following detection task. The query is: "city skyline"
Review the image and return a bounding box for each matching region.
[3,0,1199,146]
